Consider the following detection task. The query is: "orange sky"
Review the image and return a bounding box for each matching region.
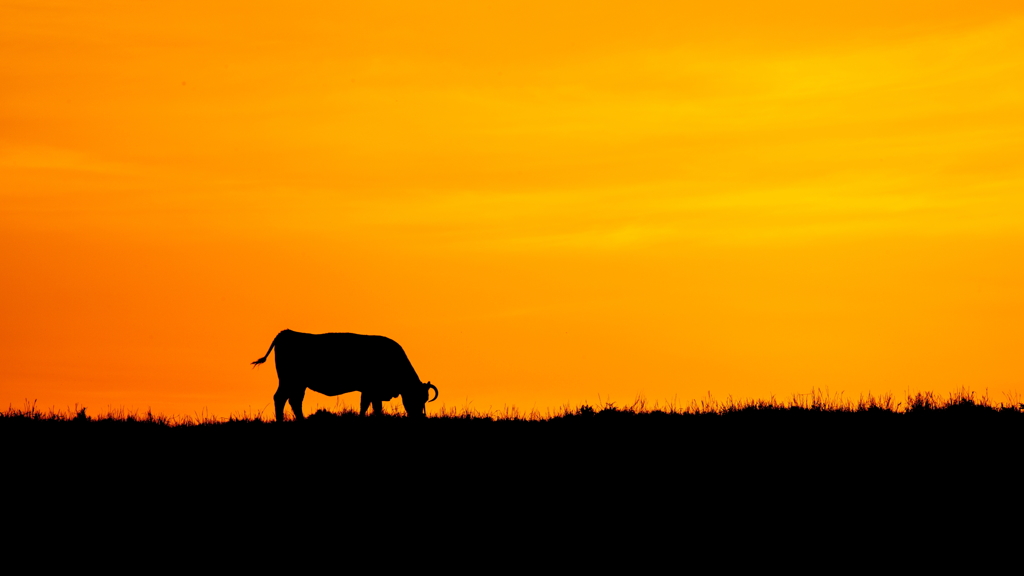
[3,1,1023,417]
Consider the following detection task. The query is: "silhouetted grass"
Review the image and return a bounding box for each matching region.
[4,388,1020,432]
[7,387,1017,544]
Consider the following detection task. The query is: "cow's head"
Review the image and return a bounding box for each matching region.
[402,381,439,418]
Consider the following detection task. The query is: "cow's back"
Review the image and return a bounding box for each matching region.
[273,330,419,397]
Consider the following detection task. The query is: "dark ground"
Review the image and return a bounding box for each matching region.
[5,406,1018,563]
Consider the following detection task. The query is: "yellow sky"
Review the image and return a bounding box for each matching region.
[3,1,1023,416]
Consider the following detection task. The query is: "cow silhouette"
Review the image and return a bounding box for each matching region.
[251,329,438,421]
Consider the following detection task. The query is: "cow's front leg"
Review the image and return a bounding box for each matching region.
[372,400,383,415]
[360,393,371,416]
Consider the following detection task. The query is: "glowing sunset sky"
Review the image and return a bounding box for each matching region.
[3,1,1023,417]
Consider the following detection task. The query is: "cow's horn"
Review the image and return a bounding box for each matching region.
[426,382,439,402]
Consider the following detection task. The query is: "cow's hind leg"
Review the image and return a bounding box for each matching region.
[288,387,306,420]
[273,384,289,422]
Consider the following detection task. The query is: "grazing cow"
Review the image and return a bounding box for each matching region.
[251,330,438,421]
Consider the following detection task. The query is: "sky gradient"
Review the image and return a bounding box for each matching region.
[3,1,1023,417]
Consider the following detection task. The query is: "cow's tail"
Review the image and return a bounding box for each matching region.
[251,334,278,368]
